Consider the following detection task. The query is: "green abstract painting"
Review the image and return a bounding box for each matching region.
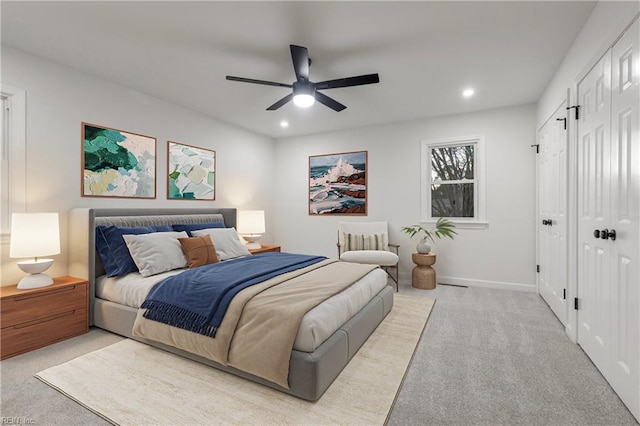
[82,123,156,198]
[168,141,216,200]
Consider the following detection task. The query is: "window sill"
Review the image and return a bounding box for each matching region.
[420,220,489,230]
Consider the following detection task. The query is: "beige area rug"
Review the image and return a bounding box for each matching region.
[36,294,434,426]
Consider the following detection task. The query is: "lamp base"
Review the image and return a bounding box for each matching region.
[243,234,262,250]
[17,273,54,290]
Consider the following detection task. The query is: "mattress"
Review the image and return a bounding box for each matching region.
[96,264,387,352]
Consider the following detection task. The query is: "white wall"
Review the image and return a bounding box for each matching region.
[273,104,537,291]
[0,46,275,285]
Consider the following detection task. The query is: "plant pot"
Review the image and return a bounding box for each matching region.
[416,238,431,254]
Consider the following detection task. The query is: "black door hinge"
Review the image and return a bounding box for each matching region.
[556,117,567,130]
[563,289,566,300]
[574,297,579,310]
[531,144,539,154]
[536,264,540,273]
[567,105,580,120]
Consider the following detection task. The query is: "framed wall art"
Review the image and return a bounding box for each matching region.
[309,150,367,215]
[167,141,216,200]
[82,123,156,198]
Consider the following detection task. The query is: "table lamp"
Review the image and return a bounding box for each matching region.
[237,210,265,250]
[10,212,60,289]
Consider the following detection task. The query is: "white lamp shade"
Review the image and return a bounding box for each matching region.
[237,210,265,234]
[10,213,61,258]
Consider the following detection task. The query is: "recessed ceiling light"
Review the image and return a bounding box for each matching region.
[462,88,475,98]
[280,120,289,128]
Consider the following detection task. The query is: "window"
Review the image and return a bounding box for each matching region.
[421,135,487,228]
[1,85,27,241]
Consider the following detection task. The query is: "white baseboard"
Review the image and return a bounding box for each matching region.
[398,272,536,292]
[437,276,536,292]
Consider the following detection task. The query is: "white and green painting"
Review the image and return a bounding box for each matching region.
[168,141,216,200]
[82,123,156,198]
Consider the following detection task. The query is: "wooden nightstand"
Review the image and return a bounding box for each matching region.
[249,245,281,254]
[1,276,89,359]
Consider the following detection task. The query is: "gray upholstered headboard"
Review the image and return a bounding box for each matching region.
[68,208,237,325]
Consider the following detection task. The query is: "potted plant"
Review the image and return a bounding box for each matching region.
[401,218,457,254]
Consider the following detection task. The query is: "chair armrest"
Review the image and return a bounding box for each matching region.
[388,243,399,255]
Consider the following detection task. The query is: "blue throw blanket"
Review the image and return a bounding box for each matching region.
[141,252,326,337]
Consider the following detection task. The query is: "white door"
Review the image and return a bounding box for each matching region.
[577,49,612,375]
[577,18,639,421]
[537,101,568,325]
[607,18,639,419]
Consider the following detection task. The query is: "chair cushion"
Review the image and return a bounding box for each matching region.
[340,250,399,266]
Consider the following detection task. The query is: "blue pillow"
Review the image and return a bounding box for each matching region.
[96,225,172,277]
[171,222,225,236]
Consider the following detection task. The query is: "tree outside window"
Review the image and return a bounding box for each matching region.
[431,144,475,217]
[421,135,486,227]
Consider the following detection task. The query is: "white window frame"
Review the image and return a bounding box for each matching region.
[420,135,488,229]
[1,84,27,244]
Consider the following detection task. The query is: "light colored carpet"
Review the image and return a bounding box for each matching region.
[35,294,434,426]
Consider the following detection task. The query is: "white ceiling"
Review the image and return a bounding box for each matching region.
[1,1,596,138]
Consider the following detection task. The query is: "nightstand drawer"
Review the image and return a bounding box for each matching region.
[1,282,87,328]
[0,307,88,359]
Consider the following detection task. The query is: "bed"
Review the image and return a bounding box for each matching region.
[68,208,394,401]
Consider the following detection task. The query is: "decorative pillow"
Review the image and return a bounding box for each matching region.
[95,225,172,277]
[343,232,387,252]
[171,222,225,236]
[191,227,251,260]
[178,234,219,268]
[123,231,189,277]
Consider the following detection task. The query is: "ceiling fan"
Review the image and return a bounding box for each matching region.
[226,44,380,112]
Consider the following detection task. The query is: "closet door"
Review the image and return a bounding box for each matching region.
[608,18,639,418]
[537,101,568,325]
[577,18,639,420]
[576,50,612,372]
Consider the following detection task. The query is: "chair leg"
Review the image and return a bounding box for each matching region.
[383,266,399,292]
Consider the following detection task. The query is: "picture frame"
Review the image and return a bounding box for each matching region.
[82,122,156,199]
[309,150,367,215]
[167,141,216,200]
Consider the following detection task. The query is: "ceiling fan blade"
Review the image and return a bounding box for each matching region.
[314,73,380,90]
[290,45,309,81]
[315,92,347,112]
[266,93,294,111]
[226,75,292,88]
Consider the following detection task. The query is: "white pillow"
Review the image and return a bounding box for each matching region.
[191,227,250,260]
[123,231,189,277]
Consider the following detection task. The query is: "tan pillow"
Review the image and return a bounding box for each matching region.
[178,234,219,268]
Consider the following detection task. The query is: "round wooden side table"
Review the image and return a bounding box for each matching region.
[412,253,436,290]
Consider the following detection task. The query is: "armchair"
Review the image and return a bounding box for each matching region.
[337,221,399,291]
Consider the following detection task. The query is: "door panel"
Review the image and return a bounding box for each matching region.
[608,18,639,418]
[537,100,568,324]
[577,50,612,372]
[577,18,639,421]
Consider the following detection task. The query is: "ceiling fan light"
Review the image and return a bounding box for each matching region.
[293,93,315,108]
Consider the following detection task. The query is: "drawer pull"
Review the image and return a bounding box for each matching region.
[12,310,76,329]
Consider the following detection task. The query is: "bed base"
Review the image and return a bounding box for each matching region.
[69,208,394,401]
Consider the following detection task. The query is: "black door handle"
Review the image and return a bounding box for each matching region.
[600,229,609,240]
[542,219,553,226]
[608,229,617,241]
[593,229,600,238]
[542,219,549,226]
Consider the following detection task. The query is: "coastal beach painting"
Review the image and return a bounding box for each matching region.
[167,141,216,200]
[82,123,156,198]
[309,151,367,215]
